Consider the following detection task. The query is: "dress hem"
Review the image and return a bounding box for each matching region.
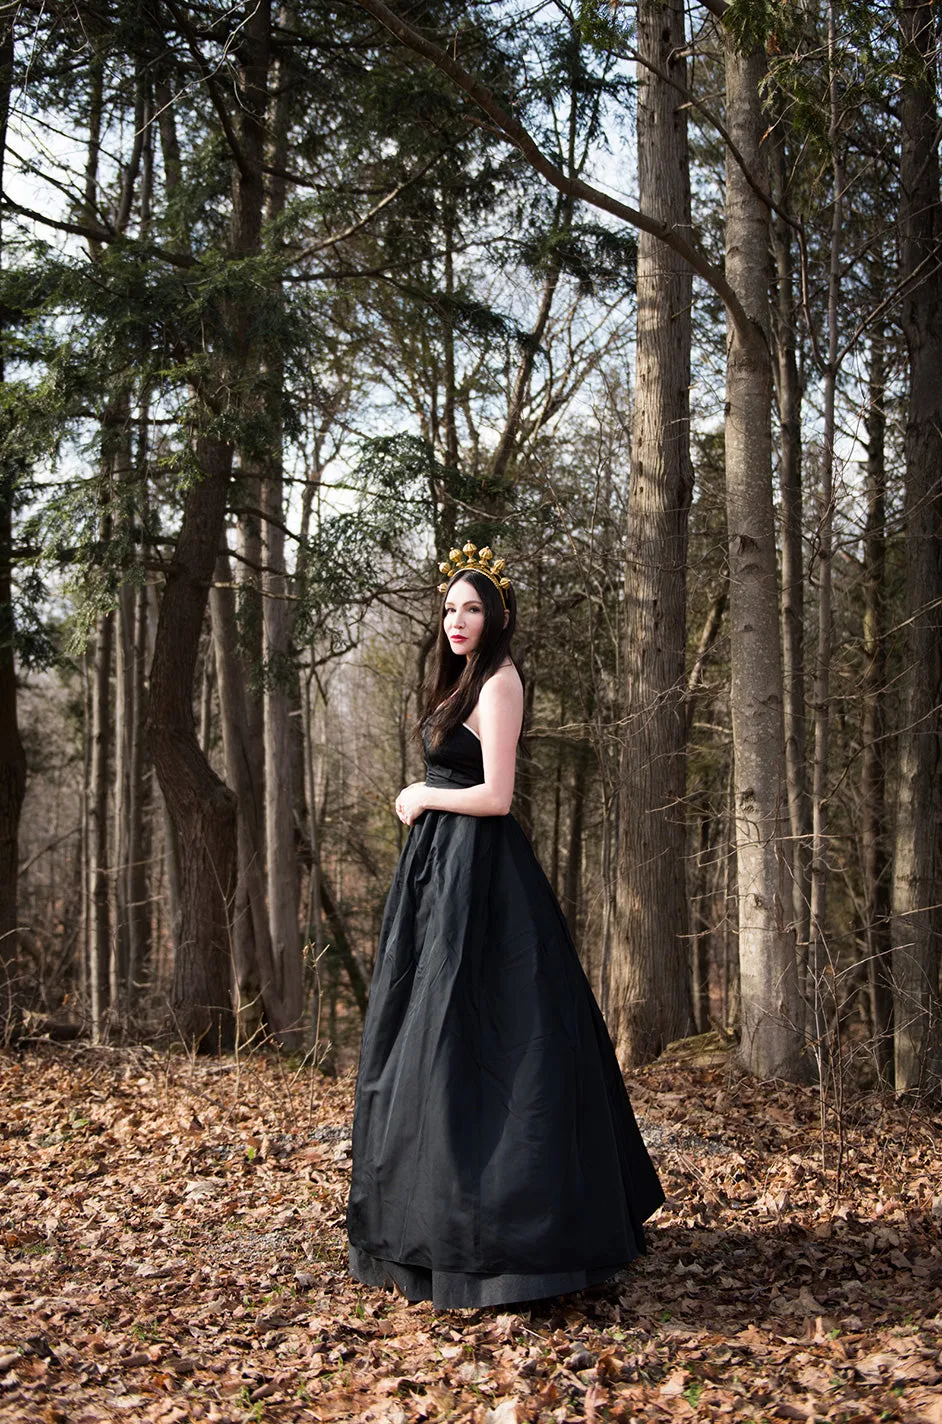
[348,1242,639,1309]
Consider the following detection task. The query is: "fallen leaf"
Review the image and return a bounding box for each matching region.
[483,1399,519,1424]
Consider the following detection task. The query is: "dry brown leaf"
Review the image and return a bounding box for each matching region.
[658,1368,688,1398]
[482,1399,519,1424]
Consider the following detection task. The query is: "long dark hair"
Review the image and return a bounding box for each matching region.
[418,569,527,751]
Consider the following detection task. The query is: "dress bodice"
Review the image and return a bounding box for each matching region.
[423,722,485,789]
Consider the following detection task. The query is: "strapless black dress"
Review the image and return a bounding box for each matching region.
[346,721,664,1309]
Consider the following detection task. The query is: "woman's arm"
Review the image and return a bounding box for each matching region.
[397,668,523,822]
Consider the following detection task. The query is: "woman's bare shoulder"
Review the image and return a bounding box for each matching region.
[465,661,522,739]
[482,660,523,698]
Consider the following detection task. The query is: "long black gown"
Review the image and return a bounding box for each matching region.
[346,720,664,1309]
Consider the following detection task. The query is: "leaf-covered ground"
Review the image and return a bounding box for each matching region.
[1,1043,940,1423]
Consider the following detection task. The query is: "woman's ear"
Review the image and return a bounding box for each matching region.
[503,609,509,628]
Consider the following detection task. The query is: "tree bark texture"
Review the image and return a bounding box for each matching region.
[127,578,151,1003]
[262,466,303,1042]
[147,579,181,978]
[605,0,694,1066]
[0,481,24,1004]
[562,736,591,940]
[115,578,135,1002]
[861,335,893,1085]
[0,11,25,1020]
[88,599,114,1041]
[770,126,811,963]
[112,399,135,1010]
[211,550,292,1035]
[690,807,711,1033]
[724,41,804,1081]
[236,507,265,807]
[148,441,237,1049]
[808,10,843,1068]
[892,0,942,1095]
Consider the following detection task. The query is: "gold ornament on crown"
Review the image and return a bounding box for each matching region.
[438,541,512,607]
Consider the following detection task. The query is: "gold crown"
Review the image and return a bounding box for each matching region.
[438,541,512,607]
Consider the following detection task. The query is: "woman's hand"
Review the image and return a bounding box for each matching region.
[394,783,427,826]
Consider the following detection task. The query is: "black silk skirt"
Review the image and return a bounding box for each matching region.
[346,764,664,1309]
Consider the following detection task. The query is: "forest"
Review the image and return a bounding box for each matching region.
[1,0,941,1419]
[1,0,941,1103]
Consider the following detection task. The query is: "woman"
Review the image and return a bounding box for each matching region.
[346,541,664,1309]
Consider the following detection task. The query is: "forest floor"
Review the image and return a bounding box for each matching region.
[0,1042,940,1424]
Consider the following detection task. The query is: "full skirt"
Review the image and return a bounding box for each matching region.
[346,805,664,1309]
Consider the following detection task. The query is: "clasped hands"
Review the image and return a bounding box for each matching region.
[394,783,427,826]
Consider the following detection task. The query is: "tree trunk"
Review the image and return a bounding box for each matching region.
[88,608,113,1040]
[114,579,135,1006]
[605,0,693,1064]
[159,790,182,984]
[237,506,265,809]
[78,654,91,1008]
[769,124,811,965]
[127,576,151,1007]
[199,640,215,755]
[211,548,294,1036]
[723,759,740,1035]
[514,654,537,842]
[0,481,24,1012]
[229,0,272,827]
[808,7,844,1073]
[690,807,711,1033]
[550,740,563,895]
[148,441,237,1050]
[147,578,181,984]
[892,0,942,1095]
[0,10,25,1027]
[562,737,590,939]
[861,333,893,1086]
[112,400,134,1012]
[258,46,303,1044]
[441,189,459,472]
[724,39,804,1080]
[262,537,304,1042]
[302,667,324,963]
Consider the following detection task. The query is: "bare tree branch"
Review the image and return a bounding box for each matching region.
[347,0,755,341]
[162,0,250,180]
[0,193,197,267]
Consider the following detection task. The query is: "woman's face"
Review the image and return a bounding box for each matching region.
[443,578,486,657]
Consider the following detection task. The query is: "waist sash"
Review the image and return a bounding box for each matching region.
[425,767,484,790]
